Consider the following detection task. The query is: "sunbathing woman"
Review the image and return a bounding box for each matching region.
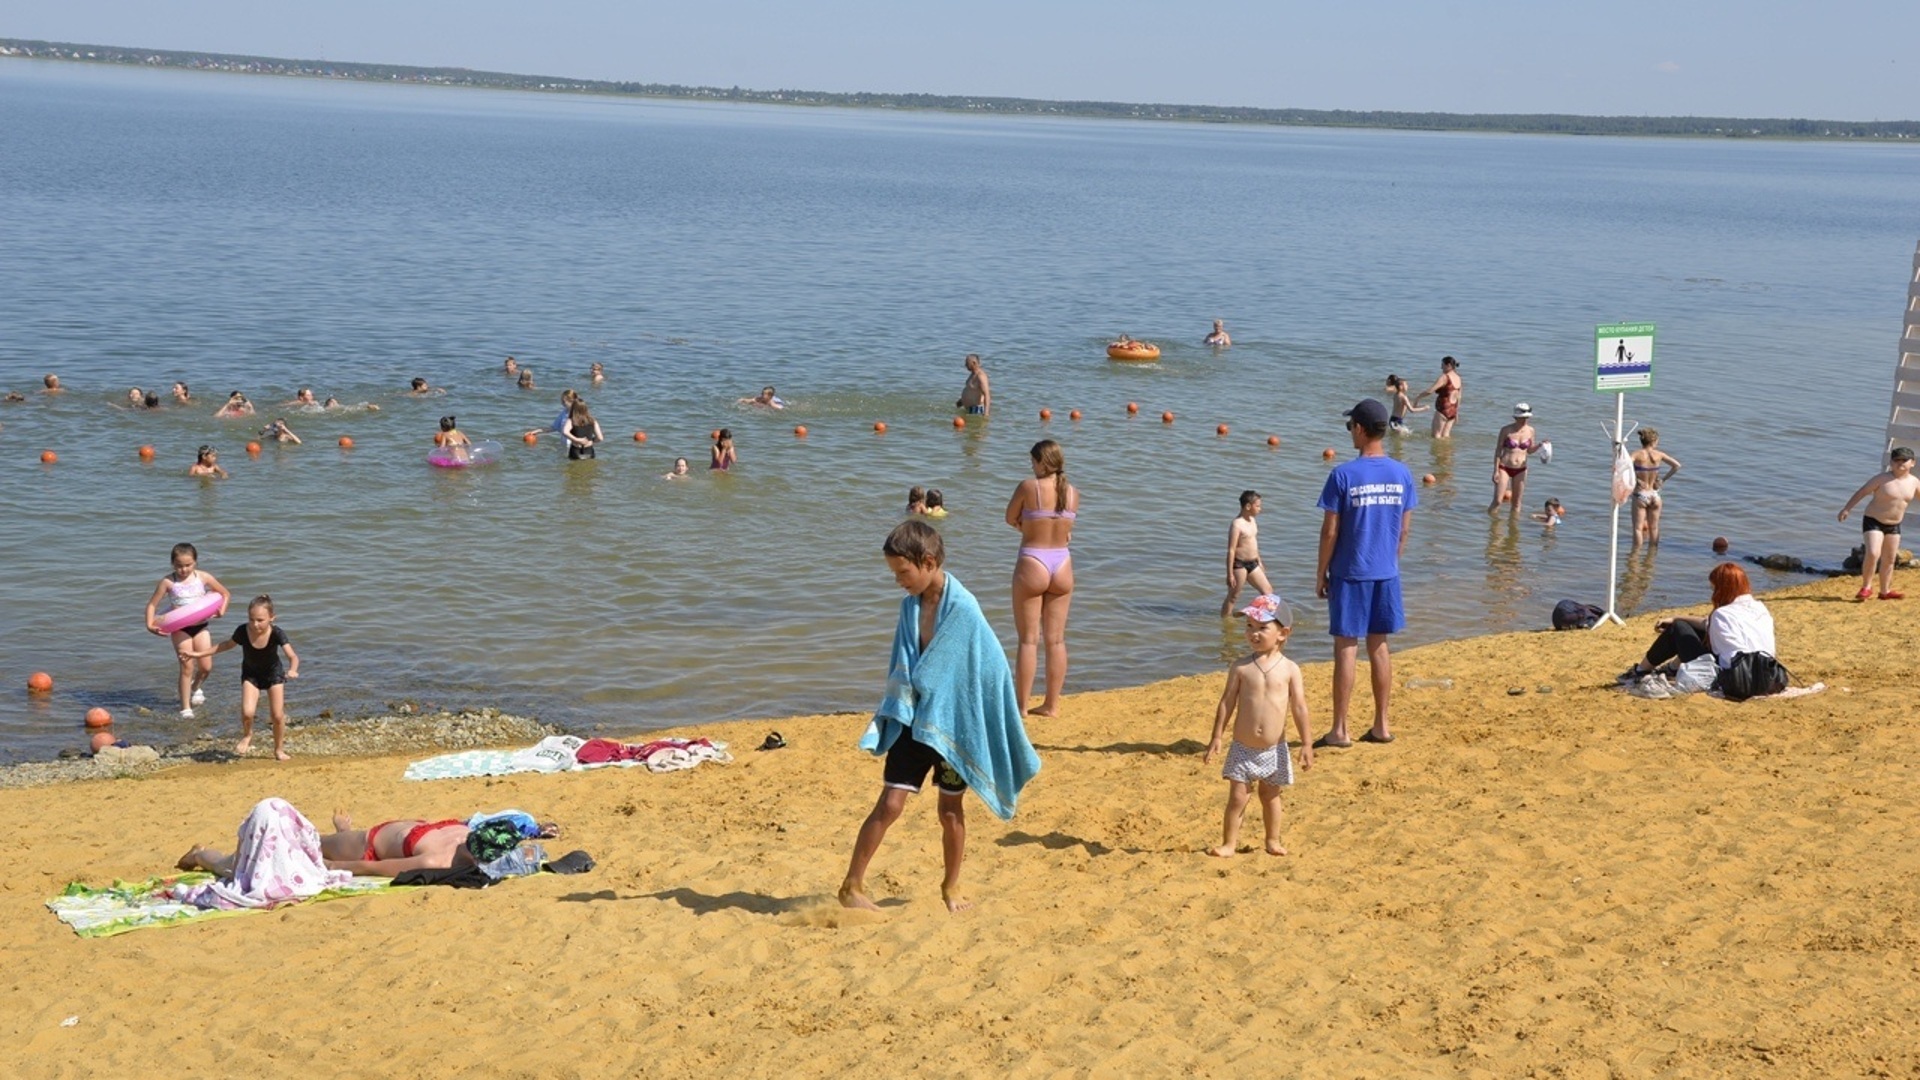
[179,810,473,878]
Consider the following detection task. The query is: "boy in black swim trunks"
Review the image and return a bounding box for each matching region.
[1221,490,1274,617]
[839,521,1039,913]
[1838,446,1920,600]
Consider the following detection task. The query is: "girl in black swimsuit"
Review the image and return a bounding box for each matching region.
[181,595,300,761]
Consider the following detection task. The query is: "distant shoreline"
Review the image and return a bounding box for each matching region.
[5,36,1916,141]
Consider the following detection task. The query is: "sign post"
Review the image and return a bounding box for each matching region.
[1595,322,1655,628]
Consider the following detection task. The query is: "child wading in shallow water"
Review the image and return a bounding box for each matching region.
[1204,594,1312,856]
[144,542,232,719]
[182,595,300,760]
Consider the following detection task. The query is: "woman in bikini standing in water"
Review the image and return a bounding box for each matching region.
[1414,355,1462,438]
[1005,439,1079,717]
[1489,403,1544,516]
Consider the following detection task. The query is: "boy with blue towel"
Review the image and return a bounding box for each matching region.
[840,521,1041,913]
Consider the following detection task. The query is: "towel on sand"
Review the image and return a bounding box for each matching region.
[50,873,392,938]
[405,735,731,781]
[170,798,353,910]
[861,572,1040,820]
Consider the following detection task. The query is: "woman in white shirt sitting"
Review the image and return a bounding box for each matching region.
[1620,562,1775,685]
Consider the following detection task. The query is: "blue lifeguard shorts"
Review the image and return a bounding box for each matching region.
[1326,576,1405,639]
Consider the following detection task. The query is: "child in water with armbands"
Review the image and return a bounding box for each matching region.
[144,542,232,720]
[924,489,948,518]
[180,594,299,760]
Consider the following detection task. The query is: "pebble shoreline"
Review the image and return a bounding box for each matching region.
[0,708,558,790]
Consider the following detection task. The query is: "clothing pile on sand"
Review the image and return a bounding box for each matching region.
[404,734,731,782]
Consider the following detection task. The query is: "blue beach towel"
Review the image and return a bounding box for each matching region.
[860,573,1040,820]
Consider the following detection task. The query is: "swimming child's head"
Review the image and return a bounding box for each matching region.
[518,370,535,388]
[324,396,340,408]
[128,388,144,404]
[1239,489,1261,512]
[43,374,59,389]
[504,356,517,373]
[439,415,457,432]
[762,386,776,399]
[908,485,927,507]
[672,458,689,473]
[884,519,945,579]
[227,391,246,404]
[925,488,944,510]
[411,377,428,391]
[195,445,217,466]
[144,392,159,409]
[1544,498,1562,512]
[170,542,199,571]
[172,381,190,398]
[297,387,314,401]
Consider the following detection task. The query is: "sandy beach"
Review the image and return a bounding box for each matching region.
[4,571,1917,1078]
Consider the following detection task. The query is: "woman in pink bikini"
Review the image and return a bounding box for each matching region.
[1489,402,1545,516]
[1005,439,1079,717]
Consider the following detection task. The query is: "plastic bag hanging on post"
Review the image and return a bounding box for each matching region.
[1611,440,1634,506]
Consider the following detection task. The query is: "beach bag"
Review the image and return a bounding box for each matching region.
[1715,651,1791,701]
[1551,599,1605,630]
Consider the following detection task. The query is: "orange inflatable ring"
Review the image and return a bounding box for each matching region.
[1106,342,1161,362]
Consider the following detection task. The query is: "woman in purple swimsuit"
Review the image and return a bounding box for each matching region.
[1005,439,1079,717]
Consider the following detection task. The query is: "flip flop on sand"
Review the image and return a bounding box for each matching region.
[1312,734,1353,749]
[758,732,786,751]
[1358,731,1396,744]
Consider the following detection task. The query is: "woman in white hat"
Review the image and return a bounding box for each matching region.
[1489,402,1544,516]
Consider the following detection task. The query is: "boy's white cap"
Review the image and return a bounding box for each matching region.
[1239,594,1293,627]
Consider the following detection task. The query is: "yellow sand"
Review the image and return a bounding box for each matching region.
[4,574,1917,1078]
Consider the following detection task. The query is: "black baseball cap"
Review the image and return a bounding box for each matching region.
[1344,399,1389,427]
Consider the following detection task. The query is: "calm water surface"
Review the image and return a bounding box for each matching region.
[2,61,1916,761]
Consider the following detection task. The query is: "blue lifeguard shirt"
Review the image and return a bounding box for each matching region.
[1317,454,1418,581]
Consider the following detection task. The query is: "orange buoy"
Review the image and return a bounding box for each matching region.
[1126,402,1139,415]
[1161,411,1174,424]
[1215,424,1229,436]
[953,416,966,429]
[27,672,53,694]
[137,445,155,461]
[246,441,263,455]
[337,436,354,449]
[84,707,112,729]
[39,450,56,464]
[873,421,888,434]
[793,425,808,437]
[1422,473,1437,485]
[1069,410,1082,421]
[1039,408,1052,421]
[522,432,539,445]
[1266,435,1280,448]
[90,731,117,753]
[1322,448,1336,460]
[632,431,647,442]
[432,432,447,447]
[710,429,721,441]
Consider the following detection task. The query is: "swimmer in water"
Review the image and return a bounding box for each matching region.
[285,388,319,409]
[1204,320,1231,348]
[663,457,692,480]
[711,428,736,471]
[214,391,255,419]
[408,377,444,397]
[589,362,605,385]
[260,418,301,444]
[1384,375,1427,433]
[517,370,536,391]
[126,388,146,408]
[437,415,472,462]
[740,386,786,410]
[504,356,519,376]
[956,355,990,417]
[172,382,193,404]
[924,489,948,518]
[1532,498,1564,528]
[43,374,64,394]
[907,486,928,516]
[188,445,229,479]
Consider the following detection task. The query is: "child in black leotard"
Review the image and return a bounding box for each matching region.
[182,595,300,760]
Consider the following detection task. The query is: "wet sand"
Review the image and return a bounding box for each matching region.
[3,572,1915,1078]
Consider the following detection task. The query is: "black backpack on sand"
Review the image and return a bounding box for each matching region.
[1716,651,1792,701]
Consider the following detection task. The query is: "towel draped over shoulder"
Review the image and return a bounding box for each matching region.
[861,573,1040,820]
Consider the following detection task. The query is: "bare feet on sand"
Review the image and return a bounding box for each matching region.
[1026,705,1058,719]
[837,882,882,912]
[177,846,215,872]
[1206,844,1239,858]
[942,885,973,913]
[275,749,292,761]
[1265,842,1288,856]
[234,736,252,755]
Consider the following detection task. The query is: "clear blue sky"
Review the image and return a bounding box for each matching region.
[6,0,1916,119]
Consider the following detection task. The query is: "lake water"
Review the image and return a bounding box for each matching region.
[2,59,1915,762]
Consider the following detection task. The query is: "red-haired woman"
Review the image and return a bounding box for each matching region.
[1619,563,1776,694]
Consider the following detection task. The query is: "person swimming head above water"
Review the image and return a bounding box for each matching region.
[503,356,518,376]
[172,381,192,403]
[216,391,254,417]
[664,457,691,479]
[518,369,536,390]
[741,386,784,409]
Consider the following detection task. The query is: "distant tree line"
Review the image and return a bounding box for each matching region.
[4,38,1915,140]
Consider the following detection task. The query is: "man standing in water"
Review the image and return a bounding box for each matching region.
[1315,399,1417,747]
[956,354,991,418]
